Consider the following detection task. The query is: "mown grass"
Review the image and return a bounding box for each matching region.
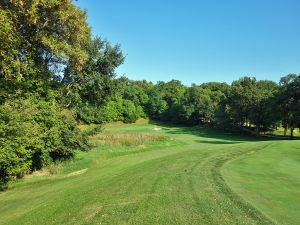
[0,120,299,224]
[222,140,300,225]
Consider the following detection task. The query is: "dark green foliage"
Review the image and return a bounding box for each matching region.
[100,97,144,124]
[144,80,185,122]
[180,84,223,125]
[145,87,168,119]
[62,37,124,109]
[0,96,88,182]
[75,103,104,124]
[0,0,92,184]
[121,100,140,123]
[217,77,279,134]
[277,74,300,137]
[110,76,298,138]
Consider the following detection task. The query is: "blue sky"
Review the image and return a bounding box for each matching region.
[75,0,300,85]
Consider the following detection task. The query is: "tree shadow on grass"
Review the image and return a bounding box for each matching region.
[149,120,286,143]
[195,140,244,144]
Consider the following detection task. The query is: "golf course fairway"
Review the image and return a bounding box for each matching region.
[0,121,299,225]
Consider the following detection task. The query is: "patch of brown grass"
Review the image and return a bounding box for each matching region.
[65,168,88,177]
[24,169,49,179]
[90,132,169,146]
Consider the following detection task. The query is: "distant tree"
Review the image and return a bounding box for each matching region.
[155,80,186,122]
[223,77,279,134]
[122,80,150,108]
[121,100,139,123]
[277,74,300,137]
[145,87,168,120]
[226,77,257,128]
[181,85,215,125]
[200,82,230,94]
[201,82,230,126]
[249,80,279,134]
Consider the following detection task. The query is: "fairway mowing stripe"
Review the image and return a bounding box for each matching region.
[188,157,216,224]
[0,123,290,225]
[212,143,277,225]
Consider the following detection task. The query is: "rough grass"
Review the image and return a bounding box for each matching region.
[0,120,299,225]
[90,132,169,146]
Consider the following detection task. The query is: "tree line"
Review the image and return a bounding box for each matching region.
[0,0,299,185]
[90,75,300,138]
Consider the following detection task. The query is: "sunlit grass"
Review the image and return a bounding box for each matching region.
[269,127,300,137]
[1,120,299,225]
[90,132,169,147]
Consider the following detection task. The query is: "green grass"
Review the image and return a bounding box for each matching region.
[0,120,299,224]
[268,127,300,137]
[222,141,300,225]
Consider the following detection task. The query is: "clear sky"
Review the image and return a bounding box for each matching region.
[75,0,300,85]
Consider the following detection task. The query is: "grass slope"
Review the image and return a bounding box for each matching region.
[222,141,300,225]
[0,120,298,224]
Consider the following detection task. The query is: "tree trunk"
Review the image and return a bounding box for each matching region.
[284,125,288,136]
[290,127,294,139]
[255,126,259,136]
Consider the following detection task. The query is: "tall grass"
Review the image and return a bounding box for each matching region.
[90,132,169,146]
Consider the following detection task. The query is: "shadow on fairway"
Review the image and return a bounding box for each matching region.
[149,120,286,143]
[195,140,244,144]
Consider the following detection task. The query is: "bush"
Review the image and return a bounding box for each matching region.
[122,100,139,123]
[0,96,89,183]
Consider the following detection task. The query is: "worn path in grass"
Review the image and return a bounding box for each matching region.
[0,121,299,224]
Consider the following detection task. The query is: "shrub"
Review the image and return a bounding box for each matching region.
[122,100,139,123]
[0,96,89,183]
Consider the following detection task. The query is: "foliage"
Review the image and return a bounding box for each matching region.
[0,96,88,182]
[62,37,124,109]
[219,77,279,134]
[0,0,90,97]
[181,85,218,125]
[0,0,93,184]
[277,74,300,137]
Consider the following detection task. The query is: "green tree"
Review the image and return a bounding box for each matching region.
[0,0,91,184]
[0,0,90,97]
[63,37,124,109]
[277,74,300,137]
[155,80,186,122]
[181,85,215,125]
[145,87,168,120]
[64,37,124,123]
[0,96,88,183]
[249,80,279,134]
[224,77,279,134]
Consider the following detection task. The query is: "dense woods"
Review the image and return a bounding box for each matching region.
[1,0,300,185]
